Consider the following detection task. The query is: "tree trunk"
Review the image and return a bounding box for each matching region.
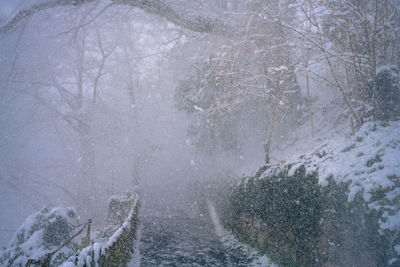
[78,133,97,215]
[305,67,315,138]
[264,80,279,164]
[264,100,277,164]
[305,14,315,138]
[371,0,378,119]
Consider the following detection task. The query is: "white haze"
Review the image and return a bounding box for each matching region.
[1,0,399,249]
[0,1,255,246]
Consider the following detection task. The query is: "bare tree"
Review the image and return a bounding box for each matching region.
[0,0,233,36]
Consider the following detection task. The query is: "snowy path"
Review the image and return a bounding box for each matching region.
[127,187,255,266]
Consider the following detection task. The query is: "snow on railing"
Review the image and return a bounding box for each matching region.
[61,193,140,267]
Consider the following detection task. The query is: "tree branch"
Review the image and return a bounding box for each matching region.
[0,0,233,36]
[0,0,94,34]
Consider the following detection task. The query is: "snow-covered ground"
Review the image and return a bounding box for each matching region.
[282,120,400,232]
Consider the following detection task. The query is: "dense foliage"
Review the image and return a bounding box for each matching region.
[222,165,321,265]
[216,164,399,266]
[375,66,400,120]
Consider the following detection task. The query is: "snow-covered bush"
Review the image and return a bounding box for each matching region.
[60,192,139,267]
[220,164,399,266]
[221,164,321,265]
[0,207,79,266]
[0,193,140,267]
[217,120,400,266]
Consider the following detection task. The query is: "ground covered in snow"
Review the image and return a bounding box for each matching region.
[281,120,400,231]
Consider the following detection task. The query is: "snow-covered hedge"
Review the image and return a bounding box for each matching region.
[220,164,321,265]
[61,193,139,267]
[217,121,400,266]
